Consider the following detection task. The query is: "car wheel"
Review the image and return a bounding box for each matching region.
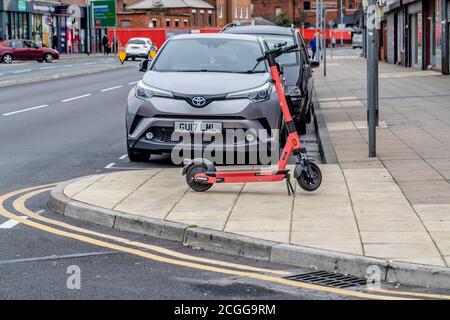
[2,54,12,64]
[132,57,136,61]
[44,53,54,63]
[127,144,151,162]
[37,59,44,63]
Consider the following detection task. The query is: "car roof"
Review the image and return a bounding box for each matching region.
[222,25,294,36]
[170,33,260,42]
[128,37,152,41]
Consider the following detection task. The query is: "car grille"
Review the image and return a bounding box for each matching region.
[148,127,245,145]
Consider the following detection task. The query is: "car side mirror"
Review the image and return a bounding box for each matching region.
[310,60,320,68]
[139,59,150,72]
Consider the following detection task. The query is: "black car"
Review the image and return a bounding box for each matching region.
[222,25,318,135]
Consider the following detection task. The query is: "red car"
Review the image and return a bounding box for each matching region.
[0,39,59,64]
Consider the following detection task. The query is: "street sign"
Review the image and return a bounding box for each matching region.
[92,0,116,28]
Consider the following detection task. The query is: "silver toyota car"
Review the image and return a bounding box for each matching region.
[126,33,282,162]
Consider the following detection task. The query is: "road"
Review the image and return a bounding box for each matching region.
[0,66,448,301]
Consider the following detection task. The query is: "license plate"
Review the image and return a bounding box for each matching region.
[174,121,222,133]
[132,46,139,49]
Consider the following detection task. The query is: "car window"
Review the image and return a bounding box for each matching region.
[11,41,23,48]
[152,38,267,73]
[23,41,36,48]
[255,34,298,65]
[128,39,146,45]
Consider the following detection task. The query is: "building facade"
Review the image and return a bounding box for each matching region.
[115,0,251,28]
[383,0,449,75]
[251,0,361,27]
[0,0,89,53]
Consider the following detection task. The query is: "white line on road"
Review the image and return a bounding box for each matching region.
[101,85,123,92]
[128,81,139,85]
[2,104,49,116]
[105,163,116,169]
[12,69,32,74]
[118,154,128,160]
[61,94,91,102]
[40,66,56,70]
[0,217,28,229]
[63,64,73,68]
[84,62,98,65]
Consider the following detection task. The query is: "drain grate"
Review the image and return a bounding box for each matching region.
[285,271,367,289]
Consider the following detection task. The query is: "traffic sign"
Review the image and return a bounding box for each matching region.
[92,0,116,28]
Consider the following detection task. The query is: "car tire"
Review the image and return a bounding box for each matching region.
[2,54,12,64]
[132,57,136,61]
[44,53,53,63]
[127,144,151,162]
[37,59,44,63]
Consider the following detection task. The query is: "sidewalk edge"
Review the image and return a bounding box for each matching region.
[312,89,338,164]
[48,180,450,290]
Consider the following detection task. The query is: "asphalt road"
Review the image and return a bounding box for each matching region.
[0,66,448,301]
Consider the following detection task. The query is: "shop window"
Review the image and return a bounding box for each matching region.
[166,19,171,27]
[192,10,197,26]
[304,1,311,10]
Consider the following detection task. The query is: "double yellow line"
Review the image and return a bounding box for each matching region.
[1,184,449,300]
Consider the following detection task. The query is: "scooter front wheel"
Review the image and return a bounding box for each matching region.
[186,164,213,192]
[297,162,322,192]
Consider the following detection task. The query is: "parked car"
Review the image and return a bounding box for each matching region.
[125,37,153,61]
[352,33,363,49]
[126,33,283,161]
[0,39,59,63]
[222,25,319,135]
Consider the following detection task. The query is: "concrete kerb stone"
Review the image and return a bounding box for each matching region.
[183,227,278,261]
[48,179,450,290]
[312,89,338,164]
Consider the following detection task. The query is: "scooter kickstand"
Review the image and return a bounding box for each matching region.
[285,174,295,196]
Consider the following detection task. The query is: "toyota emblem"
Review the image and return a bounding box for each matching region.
[191,96,206,107]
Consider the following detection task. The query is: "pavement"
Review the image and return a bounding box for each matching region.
[0,55,136,87]
[46,50,450,291]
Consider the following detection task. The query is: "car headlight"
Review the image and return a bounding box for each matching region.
[226,82,272,103]
[287,86,303,97]
[135,80,173,100]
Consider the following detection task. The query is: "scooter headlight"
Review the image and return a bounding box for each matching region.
[226,82,272,103]
[135,80,173,100]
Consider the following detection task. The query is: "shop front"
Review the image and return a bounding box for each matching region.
[0,0,32,41]
[54,4,88,54]
[30,1,58,48]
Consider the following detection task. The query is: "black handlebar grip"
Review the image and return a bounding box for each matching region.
[283,44,298,53]
[257,56,266,62]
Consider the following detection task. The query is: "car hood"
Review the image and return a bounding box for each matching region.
[142,71,271,95]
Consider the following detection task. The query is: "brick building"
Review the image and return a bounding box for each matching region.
[116,0,251,28]
[251,0,361,27]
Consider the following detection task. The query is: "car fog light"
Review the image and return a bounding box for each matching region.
[245,134,255,142]
[146,132,154,140]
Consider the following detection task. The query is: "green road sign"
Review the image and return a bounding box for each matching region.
[92,0,116,28]
[18,0,27,12]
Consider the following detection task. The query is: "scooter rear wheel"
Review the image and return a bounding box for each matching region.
[297,162,322,192]
[186,164,213,192]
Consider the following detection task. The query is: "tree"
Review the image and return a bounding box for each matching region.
[275,12,291,27]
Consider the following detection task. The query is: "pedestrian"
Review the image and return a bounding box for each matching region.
[309,36,317,60]
[102,34,109,55]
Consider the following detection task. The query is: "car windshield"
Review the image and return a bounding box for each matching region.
[128,40,147,45]
[257,35,298,65]
[152,38,267,73]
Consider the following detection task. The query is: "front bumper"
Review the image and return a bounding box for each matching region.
[126,87,281,153]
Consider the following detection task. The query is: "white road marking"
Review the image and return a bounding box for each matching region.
[40,66,56,70]
[84,62,98,65]
[101,85,123,92]
[118,154,128,160]
[61,94,91,102]
[2,104,49,116]
[12,69,32,74]
[105,163,116,169]
[0,217,28,229]
[63,64,73,68]
[128,81,139,85]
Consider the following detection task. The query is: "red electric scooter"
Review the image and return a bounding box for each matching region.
[182,43,322,195]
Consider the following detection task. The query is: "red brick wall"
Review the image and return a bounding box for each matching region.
[252,0,361,26]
